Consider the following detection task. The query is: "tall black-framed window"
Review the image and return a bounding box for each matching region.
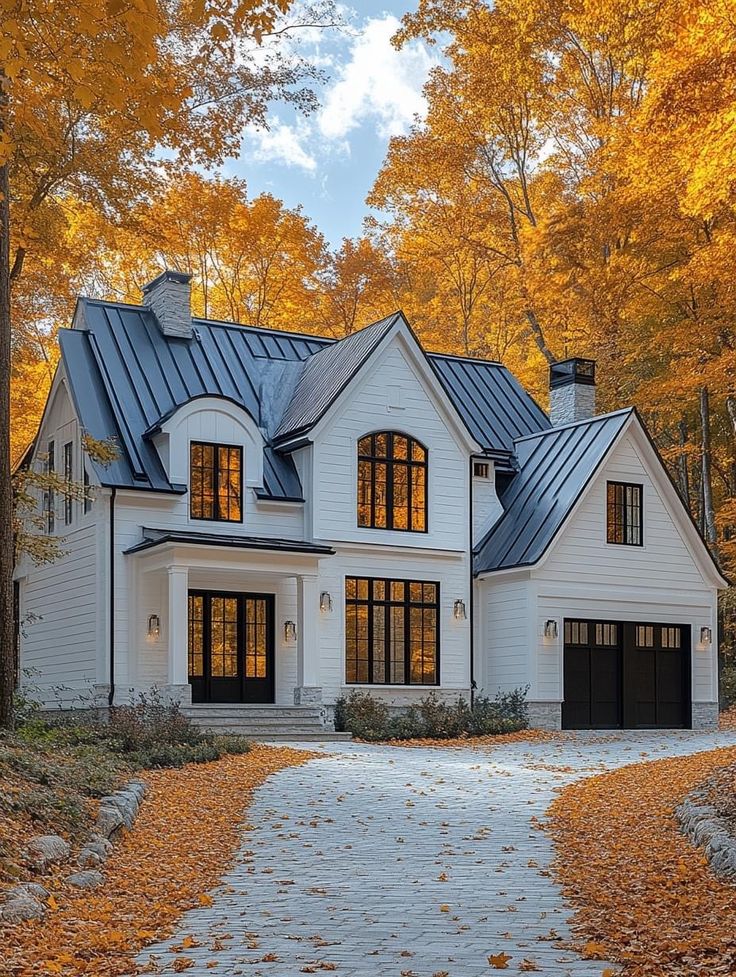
[63,441,73,525]
[83,467,92,514]
[45,440,55,534]
[607,481,643,546]
[357,432,427,532]
[345,576,439,685]
[190,441,243,522]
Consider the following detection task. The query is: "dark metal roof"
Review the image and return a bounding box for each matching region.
[474,409,632,574]
[59,298,551,498]
[124,527,335,556]
[273,313,400,443]
[429,354,551,454]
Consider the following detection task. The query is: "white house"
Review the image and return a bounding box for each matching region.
[15,270,727,733]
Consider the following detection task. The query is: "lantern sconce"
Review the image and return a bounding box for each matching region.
[544,619,559,640]
[284,620,297,643]
[453,599,467,621]
[320,591,333,614]
[147,614,161,640]
[700,626,712,646]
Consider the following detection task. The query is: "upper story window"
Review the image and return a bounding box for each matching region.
[607,481,643,546]
[357,432,427,532]
[190,441,243,522]
[63,441,73,525]
[45,440,55,534]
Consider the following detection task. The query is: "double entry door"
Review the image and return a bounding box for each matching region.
[188,591,275,703]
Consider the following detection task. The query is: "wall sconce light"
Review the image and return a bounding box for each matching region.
[320,591,333,613]
[284,620,297,643]
[147,614,160,639]
[453,599,467,620]
[700,626,712,646]
[544,619,558,640]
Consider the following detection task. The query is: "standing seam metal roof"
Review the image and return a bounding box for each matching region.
[59,299,551,499]
[474,409,632,574]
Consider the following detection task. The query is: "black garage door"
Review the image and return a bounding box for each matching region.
[562,619,690,730]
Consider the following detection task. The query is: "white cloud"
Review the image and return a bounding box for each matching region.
[248,119,318,173]
[318,15,439,141]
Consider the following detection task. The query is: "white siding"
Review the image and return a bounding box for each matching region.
[311,341,469,552]
[472,461,503,543]
[531,431,718,705]
[477,575,532,697]
[317,547,471,706]
[18,375,101,706]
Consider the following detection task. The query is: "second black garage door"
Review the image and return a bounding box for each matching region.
[562,619,690,729]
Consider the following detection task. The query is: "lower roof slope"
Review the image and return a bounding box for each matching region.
[59,299,551,498]
[474,409,633,574]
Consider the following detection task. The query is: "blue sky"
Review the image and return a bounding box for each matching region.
[223,2,441,248]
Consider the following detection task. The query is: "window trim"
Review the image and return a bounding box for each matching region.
[344,575,440,686]
[473,461,490,479]
[63,441,73,526]
[357,431,428,534]
[189,440,244,524]
[606,480,643,547]
[46,440,55,534]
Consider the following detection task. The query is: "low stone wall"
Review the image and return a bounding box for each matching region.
[676,771,736,880]
[1,778,147,924]
[527,701,562,731]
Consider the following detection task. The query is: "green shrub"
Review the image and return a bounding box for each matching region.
[334,688,529,741]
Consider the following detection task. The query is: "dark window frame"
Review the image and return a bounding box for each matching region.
[473,461,490,479]
[46,440,55,534]
[606,481,643,546]
[190,440,244,524]
[63,441,73,525]
[83,467,92,514]
[357,432,428,533]
[345,575,440,686]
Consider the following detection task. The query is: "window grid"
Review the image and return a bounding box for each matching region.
[209,596,239,677]
[345,576,439,686]
[188,594,204,677]
[607,481,643,546]
[190,441,243,523]
[63,441,73,525]
[357,433,428,532]
[245,598,268,678]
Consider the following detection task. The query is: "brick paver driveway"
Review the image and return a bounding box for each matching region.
[139,730,736,976]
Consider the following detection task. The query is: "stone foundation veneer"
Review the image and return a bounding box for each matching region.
[527,701,562,731]
[691,701,719,730]
[294,686,323,705]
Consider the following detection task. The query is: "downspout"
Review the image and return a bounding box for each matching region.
[469,457,475,708]
[108,488,116,707]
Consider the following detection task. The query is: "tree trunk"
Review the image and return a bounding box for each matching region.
[0,145,14,725]
[700,386,718,551]
[677,419,690,507]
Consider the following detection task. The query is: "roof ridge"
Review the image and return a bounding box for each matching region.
[513,407,633,444]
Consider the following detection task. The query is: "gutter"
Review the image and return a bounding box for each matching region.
[108,487,116,707]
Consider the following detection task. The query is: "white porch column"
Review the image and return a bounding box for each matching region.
[167,565,192,704]
[294,573,321,705]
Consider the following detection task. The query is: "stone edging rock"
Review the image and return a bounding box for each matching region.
[676,775,736,880]
[1,778,147,924]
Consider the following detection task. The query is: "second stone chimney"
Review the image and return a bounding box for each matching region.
[142,269,193,339]
[549,358,596,426]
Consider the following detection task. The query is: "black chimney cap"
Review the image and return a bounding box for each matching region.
[549,358,596,389]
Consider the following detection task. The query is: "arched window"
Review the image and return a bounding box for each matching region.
[357,432,427,532]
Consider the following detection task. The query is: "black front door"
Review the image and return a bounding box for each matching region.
[188,591,275,703]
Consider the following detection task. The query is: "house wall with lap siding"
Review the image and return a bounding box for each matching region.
[17,376,102,706]
[316,546,471,706]
[475,575,533,698]
[310,339,471,553]
[530,431,718,708]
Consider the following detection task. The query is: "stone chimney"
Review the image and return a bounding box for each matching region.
[549,358,596,425]
[142,269,193,339]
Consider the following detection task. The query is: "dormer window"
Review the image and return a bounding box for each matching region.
[357,432,427,532]
[190,442,243,522]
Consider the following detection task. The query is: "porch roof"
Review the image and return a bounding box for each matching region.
[124,527,335,557]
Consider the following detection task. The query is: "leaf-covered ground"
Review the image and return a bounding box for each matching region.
[3,745,312,976]
[547,746,736,977]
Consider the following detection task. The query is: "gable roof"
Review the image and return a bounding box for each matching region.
[273,313,400,443]
[474,409,632,574]
[57,299,550,499]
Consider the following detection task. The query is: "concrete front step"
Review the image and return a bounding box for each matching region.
[181,703,350,741]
